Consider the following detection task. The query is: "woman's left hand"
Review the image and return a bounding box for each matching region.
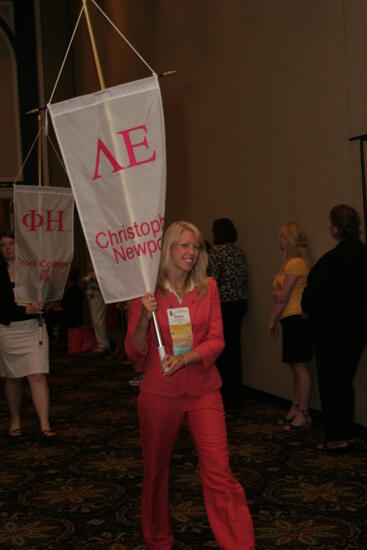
[26,302,44,315]
[161,354,185,376]
[45,301,62,312]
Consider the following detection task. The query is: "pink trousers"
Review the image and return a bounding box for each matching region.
[138,390,255,549]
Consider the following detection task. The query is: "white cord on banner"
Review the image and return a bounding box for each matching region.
[90,0,156,75]
[48,3,86,105]
[48,0,155,109]
[12,128,41,185]
[46,135,67,173]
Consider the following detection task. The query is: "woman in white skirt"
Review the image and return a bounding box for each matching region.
[0,231,55,438]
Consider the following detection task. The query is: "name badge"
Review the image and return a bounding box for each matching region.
[167,307,193,356]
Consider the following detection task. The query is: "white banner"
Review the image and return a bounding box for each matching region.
[14,185,74,303]
[48,76,166,303]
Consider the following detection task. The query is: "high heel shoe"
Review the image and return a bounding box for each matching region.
[9,428,23,438]
[278,403,299,425]
[41,429,56,439]
[283,409,311,431]
[316,440,355,453]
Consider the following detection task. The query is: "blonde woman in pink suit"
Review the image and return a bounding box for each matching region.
[125,221,255,550]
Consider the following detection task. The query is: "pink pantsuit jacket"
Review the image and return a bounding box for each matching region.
[125,277,224,397]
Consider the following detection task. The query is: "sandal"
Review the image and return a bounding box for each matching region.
[9,428,23,438]
[316,440,355,454]
[41,429,56,439]
[283,409,311,431]
[278,403,299,425]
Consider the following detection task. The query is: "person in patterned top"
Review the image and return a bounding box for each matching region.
[207,218,248,403]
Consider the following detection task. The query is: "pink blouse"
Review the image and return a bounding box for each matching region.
[125,277,224,397]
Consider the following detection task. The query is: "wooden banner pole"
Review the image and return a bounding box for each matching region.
[37,113,42,187]
[82,0,105,90]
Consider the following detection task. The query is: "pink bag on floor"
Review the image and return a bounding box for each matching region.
[67,325,97,354]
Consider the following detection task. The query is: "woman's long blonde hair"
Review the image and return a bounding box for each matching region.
[279,222,311,272]
[156,221,209,296]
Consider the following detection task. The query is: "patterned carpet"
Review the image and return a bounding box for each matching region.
[0,349,367,549]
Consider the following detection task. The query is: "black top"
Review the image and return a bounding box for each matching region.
[0,261,37,325]
[207,243,248,302]
[301,238,367,329]
[61,283,84,329]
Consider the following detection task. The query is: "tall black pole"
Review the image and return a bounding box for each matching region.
[359,140,367,243]
[349,133,367,243]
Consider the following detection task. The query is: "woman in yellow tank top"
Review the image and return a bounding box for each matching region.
[269,223,313,430]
